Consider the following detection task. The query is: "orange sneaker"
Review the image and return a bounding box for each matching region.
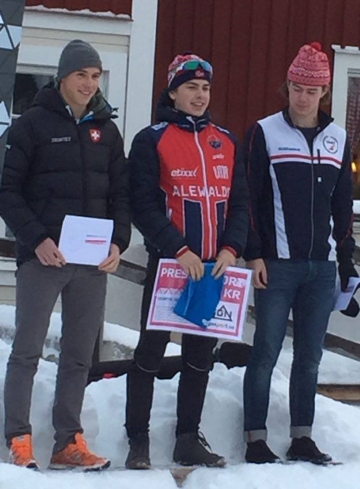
[9,434,39,469]
[49,433,110,471]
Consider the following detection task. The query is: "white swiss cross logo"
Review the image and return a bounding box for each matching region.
[89,129,101,143]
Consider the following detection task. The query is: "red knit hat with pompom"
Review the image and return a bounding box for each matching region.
[287,42,331,86]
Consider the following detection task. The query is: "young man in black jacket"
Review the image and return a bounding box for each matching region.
[125,53,249,469]
[243,42,358,464]
[0,40,130,470]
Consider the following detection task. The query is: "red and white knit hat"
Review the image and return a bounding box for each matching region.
[287,42,331,86]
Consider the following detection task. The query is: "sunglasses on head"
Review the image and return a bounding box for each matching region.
[175,59,213,75]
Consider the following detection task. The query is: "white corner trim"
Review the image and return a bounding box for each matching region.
[123,0,159,154]
[24,5,131,21]
[18,8,131,136]
[331,45,360,128]
[23,7,132,37]
[332,45,360,55]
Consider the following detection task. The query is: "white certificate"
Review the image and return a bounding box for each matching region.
[146,259,252,341]
[334,276,360,311]
[58,215,114,266]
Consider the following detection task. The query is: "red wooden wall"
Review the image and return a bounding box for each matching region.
[154,0,360,139]
[25,0,132,16]
[24,0,360,139]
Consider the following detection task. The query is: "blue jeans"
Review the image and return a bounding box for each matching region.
[243,259,336,442]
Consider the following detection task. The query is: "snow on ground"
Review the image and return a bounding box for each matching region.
[1,305,360,489]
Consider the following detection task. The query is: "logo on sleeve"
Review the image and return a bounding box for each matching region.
[323,136,338,154]
[90,129,101,143]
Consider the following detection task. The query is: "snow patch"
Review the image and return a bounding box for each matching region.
[25,5,131,20]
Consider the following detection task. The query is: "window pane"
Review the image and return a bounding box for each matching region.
[13,73,53,116]
[4,73,52,239]
[346,76,360,200]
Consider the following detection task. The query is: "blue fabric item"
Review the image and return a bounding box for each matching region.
[174,263,224,328]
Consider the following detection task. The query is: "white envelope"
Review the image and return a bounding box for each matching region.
[58,215,114,266]
[334,276,360,311]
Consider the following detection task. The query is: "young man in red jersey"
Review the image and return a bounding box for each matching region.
[125,53,249,469]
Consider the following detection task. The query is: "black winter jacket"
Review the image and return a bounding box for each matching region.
[0,85,130,264]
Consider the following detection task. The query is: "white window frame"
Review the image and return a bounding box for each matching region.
[13,66,109,114]
[332,45,360,210]
[332,45,360,128]
[19,7,130,134]
[16,64,109,91]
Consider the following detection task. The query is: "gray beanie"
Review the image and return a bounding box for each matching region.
[57,39,102,81]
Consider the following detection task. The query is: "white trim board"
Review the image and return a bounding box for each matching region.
[332,45,360,129]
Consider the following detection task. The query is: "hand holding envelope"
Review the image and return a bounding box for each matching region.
[98,243,121,273]
[58,215,114,266]
[333,276,360,312]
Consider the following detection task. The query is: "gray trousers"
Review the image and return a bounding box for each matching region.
[4,259,107,453]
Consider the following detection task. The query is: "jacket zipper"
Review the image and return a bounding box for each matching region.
[296,128,316,260]
[76,122,88,215]
[190,118,213,260]
[308,141,324,259]
[308,146,315,259]
[316,149,322,183]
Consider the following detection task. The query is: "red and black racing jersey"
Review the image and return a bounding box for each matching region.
[128,91,249,260]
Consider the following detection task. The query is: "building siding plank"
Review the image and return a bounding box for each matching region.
[287,0,309,59]
[193,0,215,61]
[226,0,252,136]
[173,0,196,52]
[323,0,345,52]
[245,0,272,132]
[262,0,291,123]
[343,0,360,47]
[152,0,177,115]
[208,0,233,126]
[304,0,327,45]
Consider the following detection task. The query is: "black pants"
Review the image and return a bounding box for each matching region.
[125,257,217,438]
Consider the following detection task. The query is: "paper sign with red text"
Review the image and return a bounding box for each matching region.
[146,259,252,341]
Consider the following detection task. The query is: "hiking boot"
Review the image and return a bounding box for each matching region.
[49,433,110,471]
[173,432,226,467]
[286,437,332,464]
[125,433,151,469]
[9,434,39,469]
[245,440,280,464]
